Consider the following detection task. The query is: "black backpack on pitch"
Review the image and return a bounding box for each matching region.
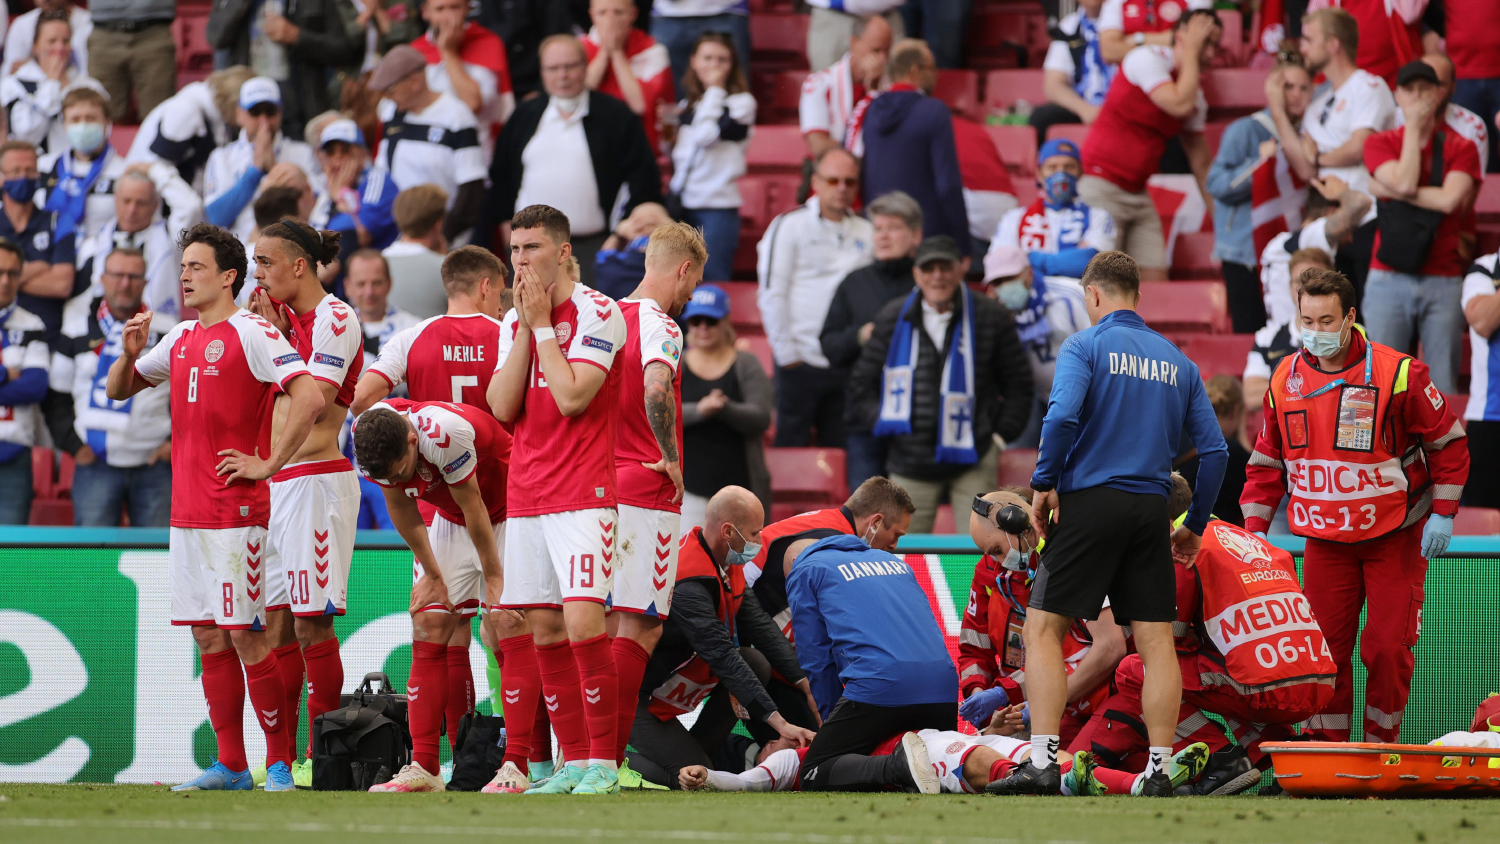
[311,672,412,791]
[445,710,508,792]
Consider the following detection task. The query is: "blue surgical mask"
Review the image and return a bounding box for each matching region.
[1302,319,1348,358]
[727,525,761,567]
[1042,171,1078,209]
[3,177,37,203]
[66,122,107,154]
[996,279,1030,311]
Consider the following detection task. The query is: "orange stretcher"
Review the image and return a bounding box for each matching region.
[1264,742,1500,797]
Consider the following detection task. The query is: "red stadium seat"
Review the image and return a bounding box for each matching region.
[1203,120,1232,158]
[1170,231,1219,279]
[173,11,216,73]
[1179,334,1254,379]
[1138,281,1230,333]
[1046,123,1089,147]
[752,70,809,125]
[736,335,775,376]
[931,504,957,534]
[750,13,811,71]
[984,124,1039,182]
[935,70,981,120]
[983,69,1046,114]
[965,4,1048,70]
[1202,68,1270,116]
[110,124,139,153]
[1212,10,1245,67]
[1475,175,1500,226]
[720,281,763,335]
[767,447,848,522]
[734,172,803,276]
[1453,507,1500,535]
[28,448,75,526]
[746,125,807,172]
[997,447,1038,488]
[31,447,54,500]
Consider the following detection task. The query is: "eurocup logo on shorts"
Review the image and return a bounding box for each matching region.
[1215,524,1273,569]
[204,340,225,363]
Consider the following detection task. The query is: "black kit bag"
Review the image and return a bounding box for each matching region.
[445,711,508,792]
[1374,130,1447,275]
[311,672,412,791]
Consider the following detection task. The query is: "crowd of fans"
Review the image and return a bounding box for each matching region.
[0,0,1497,533]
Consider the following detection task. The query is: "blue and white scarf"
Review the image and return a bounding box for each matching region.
[43,147,112,241]
[873,286,978,464]
[1077,16,1114,107]
[1013,273,1053,352]
[81,302,139,460]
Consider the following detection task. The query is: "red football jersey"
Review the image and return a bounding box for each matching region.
[368,313,504,409]
[615,298,684,512]
[495,284,626,517]
[288,293,363,407]
[361,398,512,525]
[134,310,311,528]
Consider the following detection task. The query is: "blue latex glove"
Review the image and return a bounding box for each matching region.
[960,686,1010,728]
[1021,701,1030,730]
[1421,514,1453,559]
[1028,250,1049,282]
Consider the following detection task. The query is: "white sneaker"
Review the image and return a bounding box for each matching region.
[481,761,529,794]
[368,763,446,793]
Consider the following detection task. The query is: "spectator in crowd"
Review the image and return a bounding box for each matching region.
[679,285,773,531]
[127,65,255,190]
[75,170,188,323]
[596,200,672,300]
[353,0,425,71]
[303,109,344,170]
[1446,0,1500,172]
[670,32,756,284]
[237,180,315,300]
[822,191,922,490]
[650,0,751,98]
[1096,0,1212,65]
[1175,374,1251,527]
[1306,0,1422,88]
[1394,53,1490,176]
[1079,10,1219,281]
[1032,0,1113,142]
[1244,245,1339,411]
[757,147,873,448]
[478,0,580,101]
[2,141,78,337]
[1271,8,1394,297]
[203,78,324,242]
[950,114,1018,257]
[1362,60,1481,394]
[1207,48,1314,334]
[805,1,903,73]
[85,0,176,122]
[898,0,971,69]
[989,138,1115,287]
[0,238,50,524]
[383,183,448,318]
[862,39,970,257]
[204,0,363,139]
[4,0,91,77]
[369,45,487,244]
[850,236,1034,533]
[583,0,673,152]
[1,11,101,155]
[49,247,171,527]
[1463,248,1500,508]
[477,34,662,286]
[800,15,892,159]
[308,119,401,264]
[411,0,516,157]
[39,87,202,245]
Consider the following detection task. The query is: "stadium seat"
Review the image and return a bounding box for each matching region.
[1203,68,1270,116]
[734,172,803,276]
[965,4,1048,70]
[29,448,75,526]
[1138,281,1230,333]
[720,281,763,335]
[173,11,216,74]
[1212,11,1245,67]
[1170,231,1219,279]
[1203,120,1232,158]
[1453,507,1500,535]
[1475,175,1500,226]
[750,13,811,71]
[736,334,775,376]
[997,447,1038,488]
[983,69,1046,115]
[752,70,809,125]
[746,125,807,172]
[935,70,981,120]
[1178,334,1254,379]
[31,447,54,500]
[931,504,957,534]
[1046,123,1089,147]
[766,447,848,522]
[984,124,1039,182]
[110,125,139,153]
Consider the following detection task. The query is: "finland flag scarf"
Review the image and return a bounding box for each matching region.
[873,286,978,464]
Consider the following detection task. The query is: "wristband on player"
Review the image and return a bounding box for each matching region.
[532,326,557,343]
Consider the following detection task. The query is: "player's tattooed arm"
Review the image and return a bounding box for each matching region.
[642,360,684,504]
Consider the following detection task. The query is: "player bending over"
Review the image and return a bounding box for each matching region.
[106,223,325,792]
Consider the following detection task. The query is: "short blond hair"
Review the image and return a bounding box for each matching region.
[645,221,708,272]
[393,184,448,238]
[1305,8,1358,62]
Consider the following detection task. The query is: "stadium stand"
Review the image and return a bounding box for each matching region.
[765,446,848,522]
[982,69,1046,115]
[1137,281,1231,334]
[984,124,1039,181]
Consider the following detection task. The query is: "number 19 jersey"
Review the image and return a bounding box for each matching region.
[367,313,505,408]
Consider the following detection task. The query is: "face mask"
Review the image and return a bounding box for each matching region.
[1042,171,1078,208]
[551,93,586,113]
[3,177,36,203]
[66,122,107,154]
[999,535,1033,572]
[1302,318,1348,358]
[727,525,761,567]
[862,522,880,547]
[996,280,1030,311]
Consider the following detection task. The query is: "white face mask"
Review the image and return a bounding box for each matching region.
[551,93,586,113]
[862,520,881,548]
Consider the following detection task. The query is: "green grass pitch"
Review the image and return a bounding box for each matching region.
[3,785,1500,844]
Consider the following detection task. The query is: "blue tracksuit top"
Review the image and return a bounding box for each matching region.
[787,535,958,719]
[1031,309,1227,535]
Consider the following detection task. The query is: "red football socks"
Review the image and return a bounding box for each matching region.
[446,645,473,754]
[408,640,449,775]
[572,633,618,766]
[531,690,553,764]
[988,757,1016,786]
[271,642,304,761]
[535,639,589,764]
[1094,765,1141,795]
[200,649,247,772]
[301,637,343,758]
[611,636,650,763]
[497,633,541,771]
[244,652,291,768]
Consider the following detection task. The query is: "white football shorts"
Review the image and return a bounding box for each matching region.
[415,515,506,617]
[610,504,679,618]
[266,461,360,616]
[169,525,271,629]
[501,507,619,607]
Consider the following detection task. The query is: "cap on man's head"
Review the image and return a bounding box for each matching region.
[681,284,731,321]
[239,77,282,110]
[914,236,962,268]
[1396,60,1440,88]
[370,45,428,91]
[983,245,1028,283]
[320,118,366,150]
[1037,138,1081,165]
